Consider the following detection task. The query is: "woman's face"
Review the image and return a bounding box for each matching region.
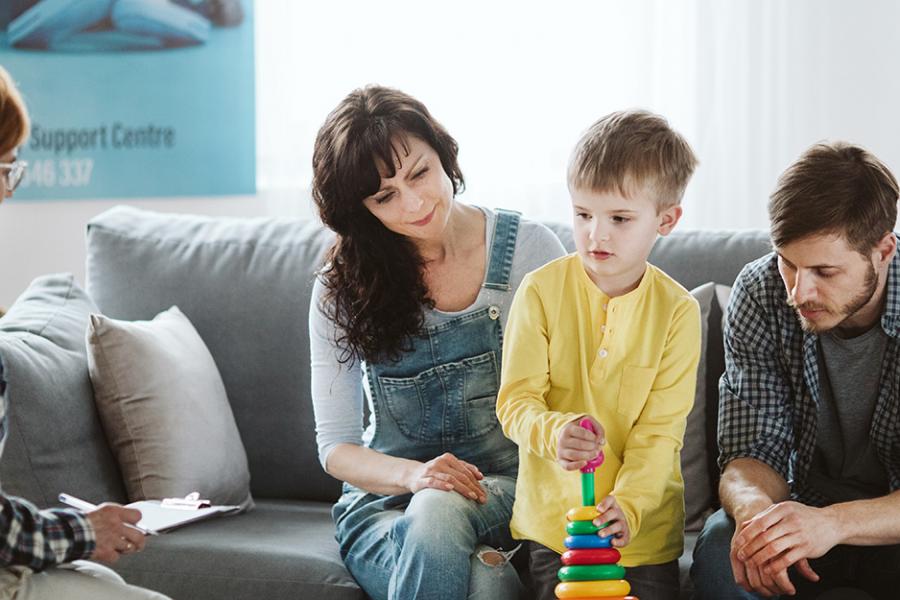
[362,135,454,243]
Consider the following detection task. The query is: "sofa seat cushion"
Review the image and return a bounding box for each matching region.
[113,499,362,600]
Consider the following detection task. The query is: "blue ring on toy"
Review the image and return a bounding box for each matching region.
[563,534,613,549]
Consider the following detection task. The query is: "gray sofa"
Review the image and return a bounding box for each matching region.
[0,206,771,599]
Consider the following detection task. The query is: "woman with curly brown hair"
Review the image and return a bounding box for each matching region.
[309,85,566,600]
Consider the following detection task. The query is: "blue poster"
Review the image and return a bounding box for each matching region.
[0,0,255,200]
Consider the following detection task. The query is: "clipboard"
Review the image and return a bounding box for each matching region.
[59,491,241,535]
[127,497,241,534]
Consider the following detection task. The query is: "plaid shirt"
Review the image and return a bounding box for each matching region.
[0,358,95,570]
[718,251,900,507]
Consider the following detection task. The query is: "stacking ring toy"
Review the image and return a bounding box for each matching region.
[561,548,621,565]
[564,534,613,549]
[555,579,630,597]
[566,506,600,522]
[566,520,601,535]
[558,564,626,581]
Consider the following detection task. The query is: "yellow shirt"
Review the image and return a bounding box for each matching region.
[496,253,701,566]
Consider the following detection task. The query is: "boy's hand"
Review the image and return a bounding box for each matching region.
[556,415,604,471]
[594,495,631,548]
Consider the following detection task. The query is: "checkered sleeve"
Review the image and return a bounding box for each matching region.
[0,496,96,570]
[0,358,96,570]
[717,262,794,481]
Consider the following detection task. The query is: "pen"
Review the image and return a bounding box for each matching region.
[58,493,158,536]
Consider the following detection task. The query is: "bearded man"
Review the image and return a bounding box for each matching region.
[692,141,900,600]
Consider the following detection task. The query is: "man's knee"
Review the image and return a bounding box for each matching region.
[18,565,172,600]
[690,509,746,599]
[694,508,737,561]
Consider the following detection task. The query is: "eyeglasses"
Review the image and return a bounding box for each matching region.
[0,160,27,192]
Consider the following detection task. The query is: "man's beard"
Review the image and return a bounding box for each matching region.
[788,262,879,334]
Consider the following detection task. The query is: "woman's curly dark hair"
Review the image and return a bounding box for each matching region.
[312,85,465,364]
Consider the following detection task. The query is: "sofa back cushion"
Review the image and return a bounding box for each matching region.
[86,207,339,502]
[0,274,127,505]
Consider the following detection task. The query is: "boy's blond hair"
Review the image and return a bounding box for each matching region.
[0,66,30,157]
[568,110,698,210]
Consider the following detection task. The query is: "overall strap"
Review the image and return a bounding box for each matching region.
[483,209,521,291]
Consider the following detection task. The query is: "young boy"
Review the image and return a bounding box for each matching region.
[496,110,701,600]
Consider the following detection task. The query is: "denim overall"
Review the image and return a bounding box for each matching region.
[333,209,522,600]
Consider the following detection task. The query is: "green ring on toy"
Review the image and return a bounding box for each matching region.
[566,520,605,535]
[557,564,626,581]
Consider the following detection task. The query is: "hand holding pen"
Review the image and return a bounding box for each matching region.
[59,493,152,563]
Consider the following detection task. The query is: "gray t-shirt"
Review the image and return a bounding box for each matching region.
[807,325,890,503]
[308,207,567,468]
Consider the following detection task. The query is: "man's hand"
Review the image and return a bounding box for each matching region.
[87,503,146,564]
[405,452,487,503]
[733,501,835,594]
[557,415,604,471]
[593,495,631,548]
[730,517,792,597]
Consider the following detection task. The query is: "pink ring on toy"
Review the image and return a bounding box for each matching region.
[579,418,604,473]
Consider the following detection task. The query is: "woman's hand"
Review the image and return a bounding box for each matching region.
[406,452,487,503]
[557,415,605,471]
[593,495,631,548]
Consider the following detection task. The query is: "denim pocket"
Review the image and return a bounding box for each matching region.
[379,351,500,443]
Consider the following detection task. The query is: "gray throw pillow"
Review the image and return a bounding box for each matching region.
[86,306,252,509]
[0,274,126,505]
[684,282,716,531]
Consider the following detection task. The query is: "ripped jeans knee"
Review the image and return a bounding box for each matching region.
[469,544,523,600]
[475,544,520,567]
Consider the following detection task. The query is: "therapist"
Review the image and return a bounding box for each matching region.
[0,65,171,600]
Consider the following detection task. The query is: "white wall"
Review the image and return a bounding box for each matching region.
[4,0,900,306]
[253,0,900,233]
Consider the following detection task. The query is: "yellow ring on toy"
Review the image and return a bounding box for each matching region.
[566,506,600,522]
[554,579,630,598]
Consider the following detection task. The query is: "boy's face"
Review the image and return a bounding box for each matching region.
[570,185,682,295]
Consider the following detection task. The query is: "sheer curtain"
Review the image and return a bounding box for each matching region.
[255,0,900,230]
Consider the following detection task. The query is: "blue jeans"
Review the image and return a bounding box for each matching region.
[691,509,763,600]
[692,508,897,600]
[334,475,522,600]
